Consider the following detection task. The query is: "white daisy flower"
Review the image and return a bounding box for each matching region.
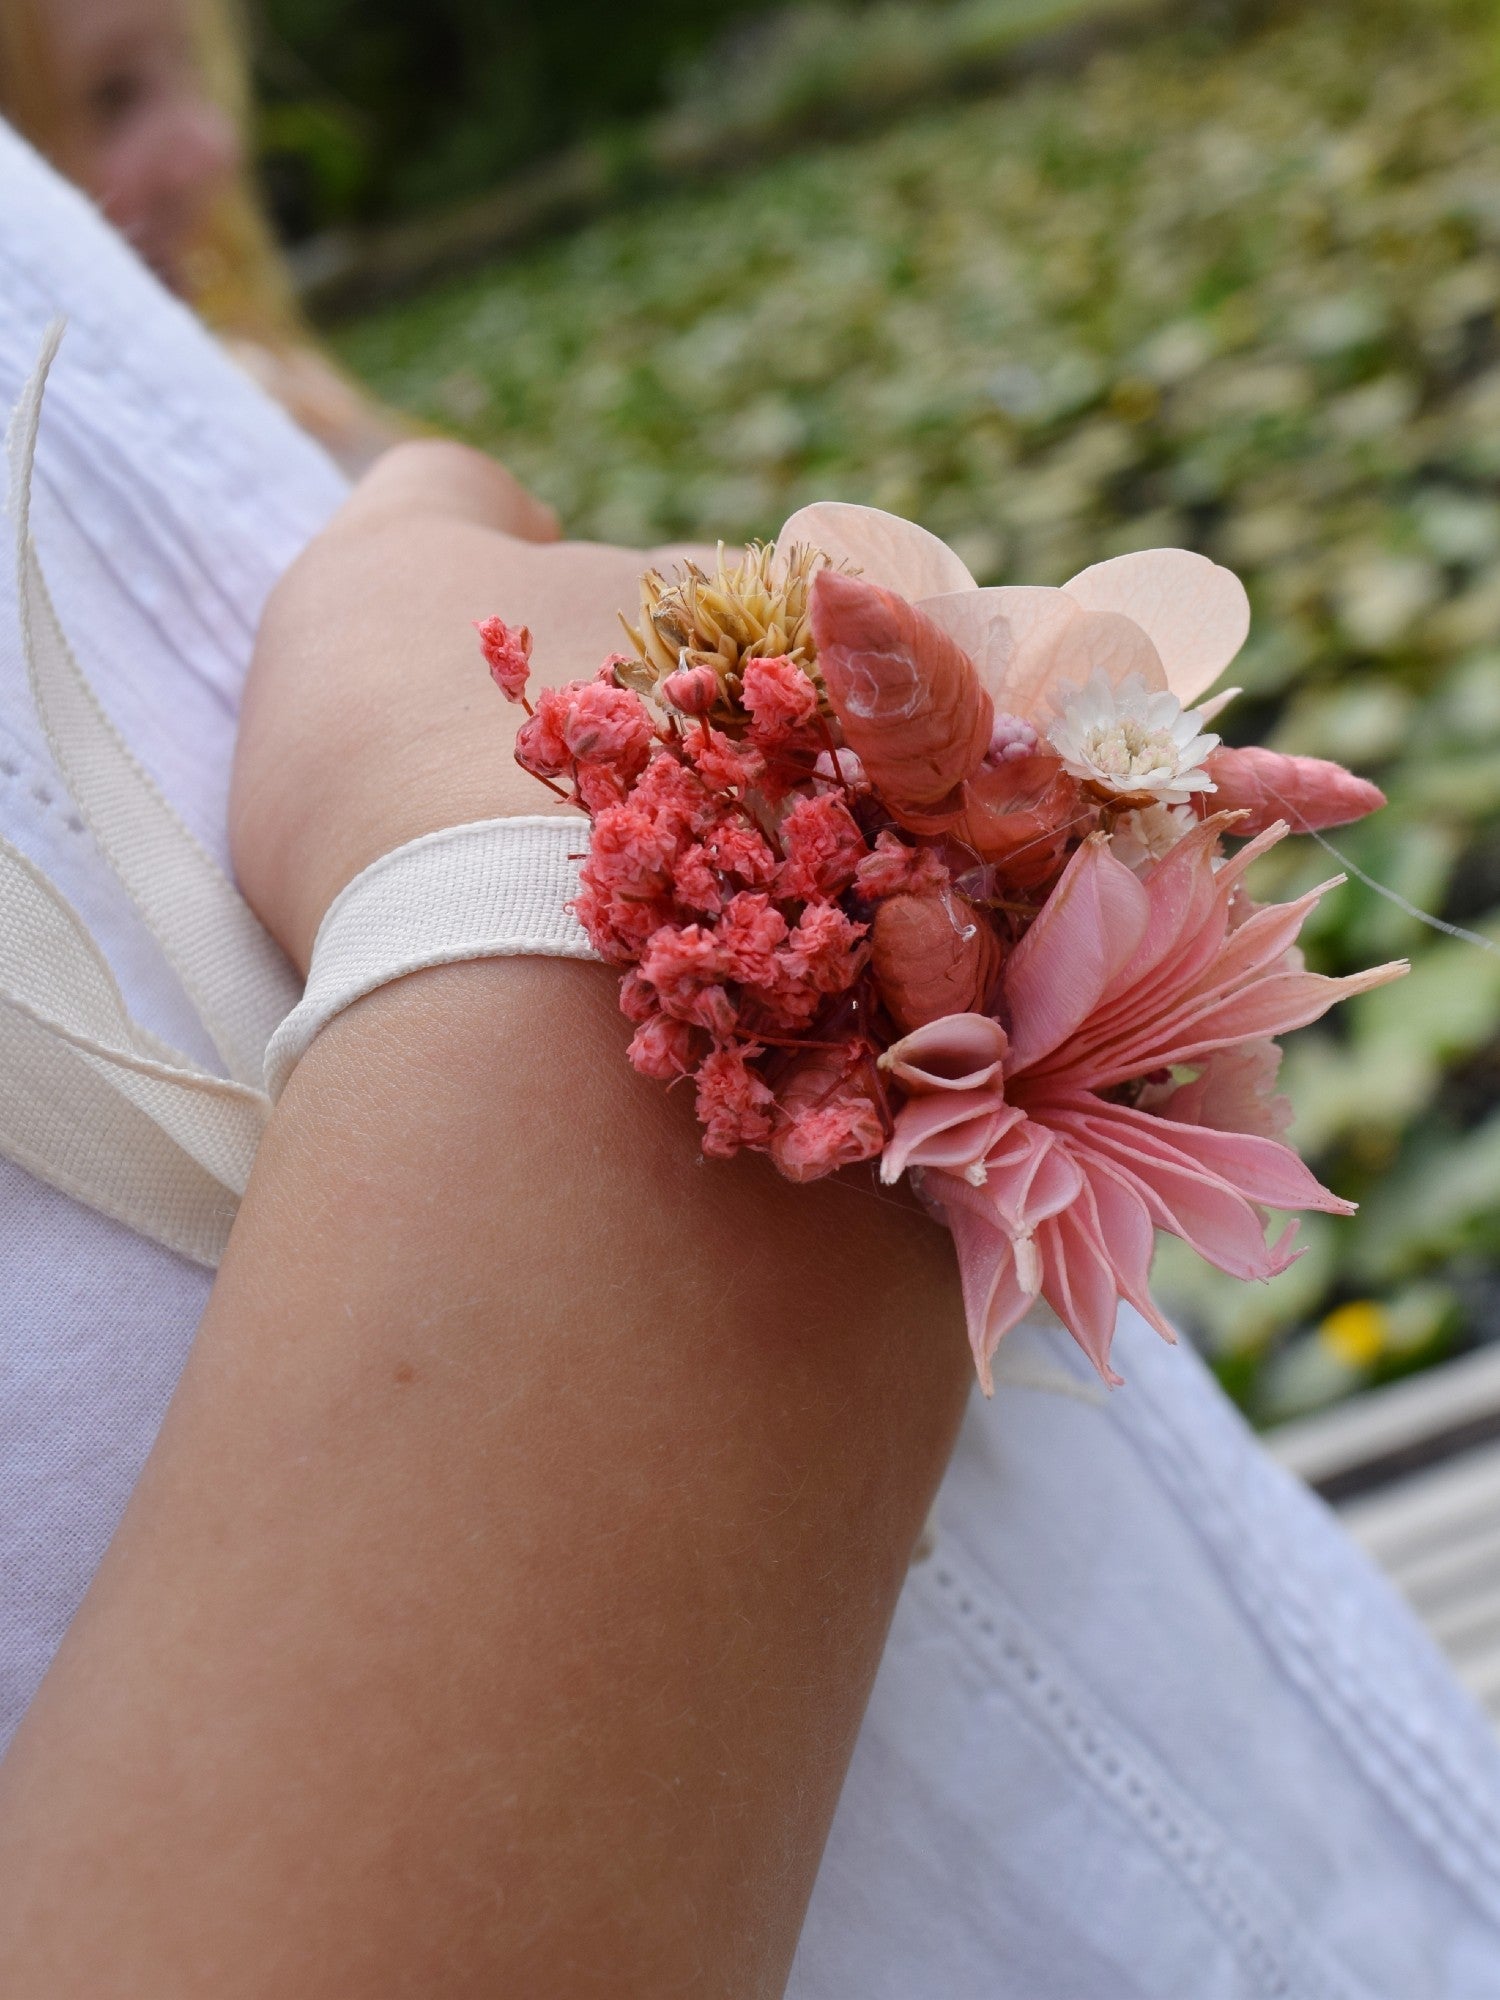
[1109,802,1198,874]
[1046,669,1219,805]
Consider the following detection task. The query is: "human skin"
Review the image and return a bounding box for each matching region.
[42,0,241,291]
[0,442,973,1997]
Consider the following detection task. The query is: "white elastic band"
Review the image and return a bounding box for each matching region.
[263,816,599,1099]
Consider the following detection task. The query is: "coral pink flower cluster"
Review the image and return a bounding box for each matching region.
[484,505,1402,1388]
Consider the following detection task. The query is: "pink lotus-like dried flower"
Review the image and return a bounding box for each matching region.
[880,823,1405,1390]
[477,616,532,702]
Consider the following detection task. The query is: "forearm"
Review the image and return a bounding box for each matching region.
[0,957,969,1997]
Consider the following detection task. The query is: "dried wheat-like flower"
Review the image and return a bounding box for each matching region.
[618,541,836,719]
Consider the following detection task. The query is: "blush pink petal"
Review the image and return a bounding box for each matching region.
[934,1192,1041,1394]
[777,500,976,601]
[1037,1201,1124,1387]
[879,1090,1020,1183]
[1000,835,1150,1072]
[1061,549,1251,706]
[880,1011,1011,1092]
[918,588,1169,719]
[979,1119,1084,1236]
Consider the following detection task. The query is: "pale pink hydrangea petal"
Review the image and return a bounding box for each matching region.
[1061,549,1251,706]
[777,500,976,601]
[919,591,1171,726]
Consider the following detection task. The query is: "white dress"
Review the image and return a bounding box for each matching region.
[2,120,1499,1998]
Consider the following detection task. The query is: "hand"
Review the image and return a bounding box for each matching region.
[230,437,696,966]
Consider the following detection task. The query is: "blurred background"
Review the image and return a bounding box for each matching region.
[14,0,1500,1424]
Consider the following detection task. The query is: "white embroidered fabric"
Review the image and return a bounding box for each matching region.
[4,119,1500,1999]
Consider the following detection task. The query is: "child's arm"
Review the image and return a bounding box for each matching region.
[0,447,972,1999]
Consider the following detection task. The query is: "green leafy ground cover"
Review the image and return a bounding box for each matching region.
[338,0,1500,1420]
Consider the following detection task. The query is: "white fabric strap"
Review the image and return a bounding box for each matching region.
[263,816,597,1099]
[8,323,302,1086]
[0,326,598,1267]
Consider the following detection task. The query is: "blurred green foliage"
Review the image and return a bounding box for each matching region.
[252,0,771,227]
[336,0,1500,1420]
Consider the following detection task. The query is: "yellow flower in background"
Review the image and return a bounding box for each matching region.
[1318,1300,1391,1369]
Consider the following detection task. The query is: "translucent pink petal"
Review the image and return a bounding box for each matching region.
[917,587,1080,715]
[1081,960,1407,1088]
[1062,549,1250,705]
[1160,1041,1291,1140]
[880,1011,1010,1092]
[1074,1098,1355,1216]
[1037,1204,1124,1385]
[1044,1099,1288,1281]
[1001,836,1150,1073]
[881,1091,1020,1183]
[977,1118,1085,1238]
[934,1185,1042,1394]
[1075,1156,1178,1344]
[778,500,976,601]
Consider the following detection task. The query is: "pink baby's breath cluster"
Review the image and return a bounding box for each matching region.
[491,636,893,1181]
[482,508,1401,1389]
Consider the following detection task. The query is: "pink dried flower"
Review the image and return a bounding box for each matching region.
[685,985,740,1039]
[985,713,1040,765]
[639,923,727,1019]
[854,830,950,901]
[783,901,869,993]
[583,803,677,899]
[813,747,867,789]
[695,1045,777,1157]
[628,1014,699,1081]
[777,793,868,901]
[559,681,655,776]
[571,881,673,964]
[769,1045,885,1182]
[514,686,573,778]
[705,819,778,887]
[476,616,533,703]
[618,969,658,1023]
[1198,745,1385,836]
[673,842,725,916]
[685,726,766,795]
[661,664,720,714]
[576,764,629,813]
[716,892,790,986]
[740,654,820,740]
[632,754,716,840]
